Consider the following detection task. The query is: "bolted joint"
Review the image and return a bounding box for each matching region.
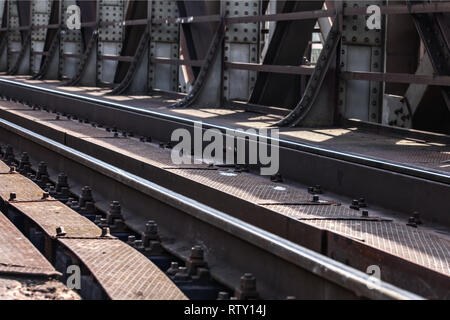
[407,216,418,228]
[235,273,259,300]
[142,221,164,255]
[100,227,113,238]
[350,199,360,210]
[166,262,179,276]
[79,186,94,208]
[270,173,283,183]
[142,220,159,245]
[56,172,69,193]
[106,201,124,226]
[173,266,191,283]
[127,235,136,246]
[18,152,31,174]
[186,245,208,276]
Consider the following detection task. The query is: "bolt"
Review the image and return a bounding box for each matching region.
[191,245,204,260]
[236,273,259,299]
[174,267,190,281]
[186,245,208,275]
[217,292,230,300]
[359,198,367,208]
[56,226,66,237]
[312,195,320,202]
[9,166,16,173]
[241,273,256,291]
[101,227,112,237]
[106,201,123,225]
[56,172,69,192]
[407,217,417,228]
[127,235,136,246]
[98,218,108,228]
[36,161,48,181]
[166,262,179,276]
[18,152,31,173]
[361,210,369,217]
[270,173,283,183]
[3,145,14,165]
[9,192,16,201]
[41,192,50,200]
[413,211,422,225]
[350,199,360,210]
[142,220,159,246]
[94,215,102,225]
[79,186,94,208]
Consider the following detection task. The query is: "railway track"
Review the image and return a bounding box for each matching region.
[0,77,448,226]
[0,77,448,299]
[0,118,420,300]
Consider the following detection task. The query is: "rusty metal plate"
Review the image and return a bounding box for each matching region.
[308,219,450,277]
[59,238,187,300]
[0,212,58,277]
[0,173,48,202]
[0,161,10,173]
[12,201,102,238]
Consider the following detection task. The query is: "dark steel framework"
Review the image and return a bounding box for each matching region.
[0,0,449,131]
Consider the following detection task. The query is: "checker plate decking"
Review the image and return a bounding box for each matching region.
[59,238,187,300]
[0,161,10,173]
[0,212,59,277]
[12,201,102,238]
[0,173,48,202]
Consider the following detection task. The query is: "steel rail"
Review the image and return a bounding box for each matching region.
[0,75,448,185]
[0,118,422,300]
[0,77,449,230]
